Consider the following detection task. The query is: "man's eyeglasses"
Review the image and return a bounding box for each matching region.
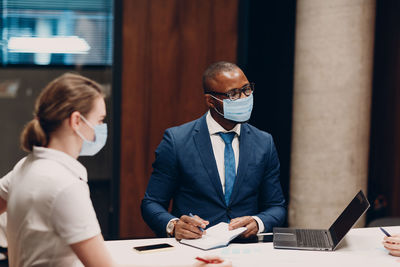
[204,82,254,101]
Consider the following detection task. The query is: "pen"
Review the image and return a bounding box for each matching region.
[380,227,391,237]
[195,257,221,264]
[189,213,204,232]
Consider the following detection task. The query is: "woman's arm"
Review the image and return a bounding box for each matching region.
[70,234,116,267]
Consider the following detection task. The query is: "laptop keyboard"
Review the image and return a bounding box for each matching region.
[295,229,331,248]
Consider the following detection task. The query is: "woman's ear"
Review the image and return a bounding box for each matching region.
[69,111,81,131]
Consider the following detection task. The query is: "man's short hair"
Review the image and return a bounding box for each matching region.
[202,61,239,92]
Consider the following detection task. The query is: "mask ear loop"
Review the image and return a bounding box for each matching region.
[76,114,95,142]
[75,129,90,142]
[208,94,225,117]
[79,114,95,129]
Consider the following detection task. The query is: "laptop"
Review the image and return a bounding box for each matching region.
[273,190,370,251]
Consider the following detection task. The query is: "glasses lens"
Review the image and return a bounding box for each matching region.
[227,83,254,100]
[228,90,240,100]
[243,85,253,96]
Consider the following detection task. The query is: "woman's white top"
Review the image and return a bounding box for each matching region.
[0,146,101,267]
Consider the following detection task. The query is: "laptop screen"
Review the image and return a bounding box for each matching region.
[328,190,370,247]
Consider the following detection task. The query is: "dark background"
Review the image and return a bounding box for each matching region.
[367,0,400,222]
[237,0,297,213]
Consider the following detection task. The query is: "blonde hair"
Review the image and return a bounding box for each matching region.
[20,73,103,152]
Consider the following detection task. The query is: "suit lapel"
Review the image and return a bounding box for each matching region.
[193,115,225,204]
[229,123,251,205]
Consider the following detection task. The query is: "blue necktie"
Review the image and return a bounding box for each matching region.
[219,132,236,206]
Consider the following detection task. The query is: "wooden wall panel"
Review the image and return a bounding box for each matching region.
[120,0,238,238]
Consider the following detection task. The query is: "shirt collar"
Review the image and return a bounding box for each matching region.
[32,146,88,182]
[206,110,241,136]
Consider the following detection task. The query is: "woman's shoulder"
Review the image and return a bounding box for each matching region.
[15,157,84,199]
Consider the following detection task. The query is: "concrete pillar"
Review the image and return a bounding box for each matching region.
[289,0,376,228]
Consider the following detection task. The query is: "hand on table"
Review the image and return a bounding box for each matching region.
[229,216,258,238]
[193,256,232,267]
[383,234,400,257]
[174,215,209,240]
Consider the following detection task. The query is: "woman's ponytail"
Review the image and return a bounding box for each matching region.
[20,119,48,152]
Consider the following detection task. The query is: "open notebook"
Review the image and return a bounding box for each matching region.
[180,222,247,250]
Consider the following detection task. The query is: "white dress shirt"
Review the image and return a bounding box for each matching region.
[206,111,240,193]
[0,146,101,267]
[206,111,264,233]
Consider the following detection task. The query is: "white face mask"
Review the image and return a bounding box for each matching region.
[75,115,107,156]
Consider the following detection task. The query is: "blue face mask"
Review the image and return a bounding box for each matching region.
[211,93,254,122]
[75,115,107,156]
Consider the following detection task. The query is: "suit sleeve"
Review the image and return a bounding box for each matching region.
[256,135,286,232]
[141,129,179,237]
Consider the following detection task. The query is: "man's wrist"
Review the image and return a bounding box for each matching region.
[166,218,179,237]
[252,216,265,233]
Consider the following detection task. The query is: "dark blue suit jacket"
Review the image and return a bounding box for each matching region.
[141,113,286,237]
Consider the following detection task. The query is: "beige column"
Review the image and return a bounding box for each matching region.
[289,0,376,228]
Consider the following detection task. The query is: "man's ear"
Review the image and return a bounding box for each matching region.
[69,111,81,131]
[204,94,215,109]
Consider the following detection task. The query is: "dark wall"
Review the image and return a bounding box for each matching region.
[367,0,400,222]
[237,0,297,207]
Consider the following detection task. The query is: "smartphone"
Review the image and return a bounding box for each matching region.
[231,233,273,244]
[257,233,273,243]
[133,243,174,253]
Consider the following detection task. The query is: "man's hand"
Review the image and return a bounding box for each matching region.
[174,215,209,240]
[383,234,400,257]
[228,216,258,238]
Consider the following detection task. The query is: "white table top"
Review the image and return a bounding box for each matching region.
[105,226,400,267]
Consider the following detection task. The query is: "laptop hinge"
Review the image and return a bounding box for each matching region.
[326,230,334,248]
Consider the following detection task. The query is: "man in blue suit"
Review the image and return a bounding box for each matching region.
[141,61,286,239]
